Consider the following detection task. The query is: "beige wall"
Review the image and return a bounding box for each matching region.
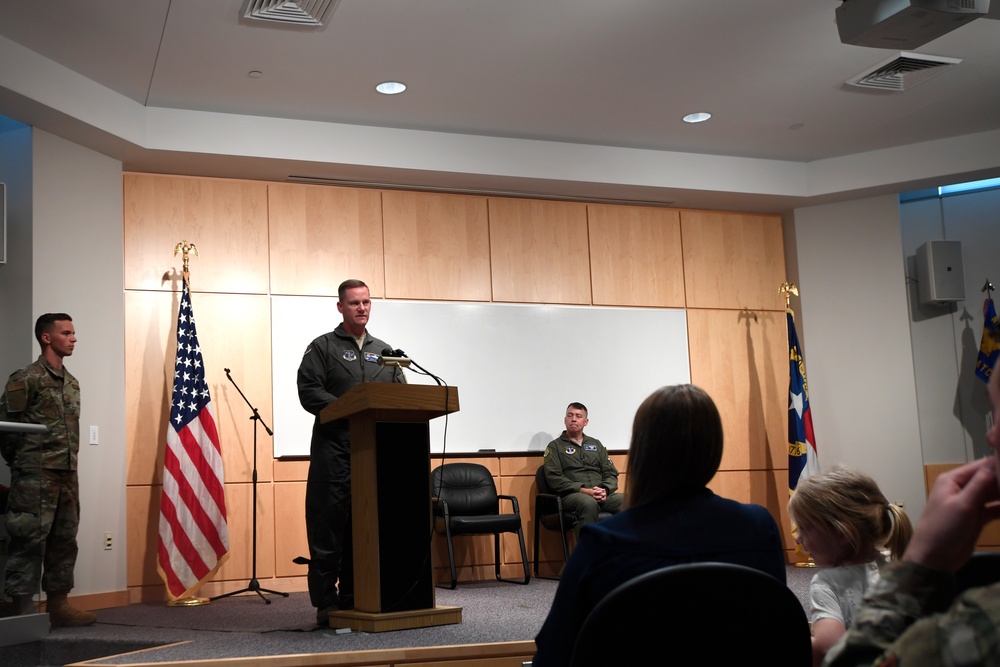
[124,173,791,599]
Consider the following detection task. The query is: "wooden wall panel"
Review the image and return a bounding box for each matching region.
[126,485,159,587]
[382,191,492,301]
[588,204,685,308]
[268,183,385,297]
[710,469,794,552]
[273,458,310,482]
[124,173,793,589]
[126,482,279,589]
[214,482,276,583]
[926,463,1000,546]
[125,291,273,486]
[687,309,788,471]
[274,482,309,578]
[123,173,269,293]
[681,210,785,310]
[125,290,178,488]
[488,198,591,304]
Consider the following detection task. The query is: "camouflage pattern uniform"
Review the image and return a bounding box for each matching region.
[825,560,1000,666]
[0,356,81,597]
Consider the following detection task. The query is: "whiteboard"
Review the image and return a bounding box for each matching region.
[271,297,690,456]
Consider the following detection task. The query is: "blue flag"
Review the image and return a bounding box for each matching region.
[976,297,999,383]
[788,310,818,493]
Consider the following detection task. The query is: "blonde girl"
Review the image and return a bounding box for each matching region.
[788,465,913,667]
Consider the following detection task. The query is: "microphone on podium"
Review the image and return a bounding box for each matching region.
[378,348,411,368]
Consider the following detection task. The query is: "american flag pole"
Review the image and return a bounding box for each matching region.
[157,243,230,604]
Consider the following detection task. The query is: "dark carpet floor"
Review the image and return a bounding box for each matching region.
[1,565,814,666]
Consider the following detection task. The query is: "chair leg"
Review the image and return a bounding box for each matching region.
[438,523,458,590]
[516,527,531,584]
[494,530,531,585]
[493,533,503,583]
[558,512,571,564]
[533,513,542,577]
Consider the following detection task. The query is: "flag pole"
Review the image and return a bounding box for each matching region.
[167,241,213,607]
[159,240,235,607]
[174,240,198,285]
[781,282,817,568]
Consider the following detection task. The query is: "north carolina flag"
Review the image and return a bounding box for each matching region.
[157,279,230,600]
[788,310,819,495]
[976,297,999,383]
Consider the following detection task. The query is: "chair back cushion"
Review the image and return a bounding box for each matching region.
[432,463,499,516]
[569,562,811,666]
[535,465,553,494]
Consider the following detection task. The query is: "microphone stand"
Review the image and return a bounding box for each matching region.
[211,368,288,604]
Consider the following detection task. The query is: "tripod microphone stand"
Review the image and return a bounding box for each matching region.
[211,368,288,604]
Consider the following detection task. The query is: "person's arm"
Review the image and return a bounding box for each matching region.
[296,341,338,416]
[0,372,28,465]
[824,457,1000,666]
[812,618,846,667]
[596,440,619,493]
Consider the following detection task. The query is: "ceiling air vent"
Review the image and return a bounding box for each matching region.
[847,51,961,91]
[240,0,342,27]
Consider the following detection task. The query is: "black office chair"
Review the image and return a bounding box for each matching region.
[532,465,612,579]
[569,562,811,666]
[431,462,531,589]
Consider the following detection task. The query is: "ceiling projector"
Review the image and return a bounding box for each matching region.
[836,0,994,49]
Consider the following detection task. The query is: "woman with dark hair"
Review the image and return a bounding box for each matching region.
[532,384,786,667]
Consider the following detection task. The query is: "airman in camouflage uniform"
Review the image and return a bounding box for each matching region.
[825,560,1000,666]
[824,355,1000,667]
[0,313,95,626]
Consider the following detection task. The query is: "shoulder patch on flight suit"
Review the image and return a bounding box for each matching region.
[4,380,27,413]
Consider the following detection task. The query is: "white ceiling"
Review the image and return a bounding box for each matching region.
[1,0,999,212]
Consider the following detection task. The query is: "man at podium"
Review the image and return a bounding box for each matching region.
[297,279,405,626]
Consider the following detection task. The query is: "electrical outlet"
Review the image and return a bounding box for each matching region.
[89,425,99,445]
[104,532,113,551]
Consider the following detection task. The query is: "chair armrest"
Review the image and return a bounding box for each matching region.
[497,493,521,514]
[432,497,449,518]
[535,491,564,514]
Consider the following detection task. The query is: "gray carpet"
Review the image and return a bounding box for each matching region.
[1,566,814,666]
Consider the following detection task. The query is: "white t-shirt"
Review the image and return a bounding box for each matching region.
[809,559,883,627]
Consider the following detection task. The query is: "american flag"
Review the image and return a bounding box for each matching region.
[157,279,230,600]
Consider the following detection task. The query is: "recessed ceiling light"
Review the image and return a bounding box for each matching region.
[376,81,406,95]
[682,112,712,124]
[248,70,263,79]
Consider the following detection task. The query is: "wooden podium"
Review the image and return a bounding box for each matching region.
[319,382,461,632]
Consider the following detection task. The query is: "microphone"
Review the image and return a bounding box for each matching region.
[378,348,411,368]
[224,367,231,374]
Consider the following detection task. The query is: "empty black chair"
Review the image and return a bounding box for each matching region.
[569,562,811,666]
[532,465,612,579]
[431,462,530,589]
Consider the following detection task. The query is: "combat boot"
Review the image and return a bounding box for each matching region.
[45,590,96,627]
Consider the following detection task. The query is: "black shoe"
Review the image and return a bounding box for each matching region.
[316,606,332,626]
